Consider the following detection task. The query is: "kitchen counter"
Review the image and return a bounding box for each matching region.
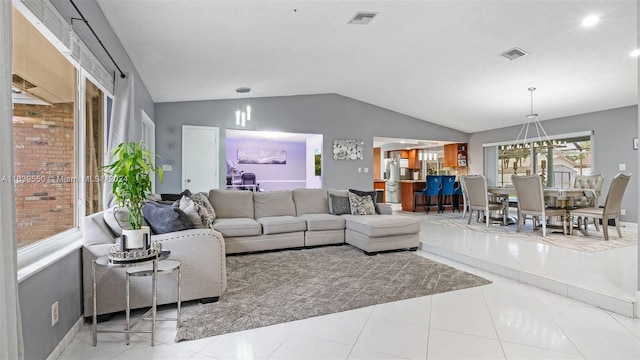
[400,181,426,211]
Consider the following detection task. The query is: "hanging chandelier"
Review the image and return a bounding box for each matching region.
[235,87,252,127]
[499,87,565,155]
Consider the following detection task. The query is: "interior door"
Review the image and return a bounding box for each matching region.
[182,125,219,192]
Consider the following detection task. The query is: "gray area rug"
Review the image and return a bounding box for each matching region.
[175,245,491,342]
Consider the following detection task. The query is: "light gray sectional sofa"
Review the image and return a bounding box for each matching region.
[81,211,227,317]
[208,188,421,255]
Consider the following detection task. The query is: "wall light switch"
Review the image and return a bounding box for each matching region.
[619,163,626,171]
[358,167,362,173]
[620,209,626,216]
[364,168,369,173]
[162,164,173,172]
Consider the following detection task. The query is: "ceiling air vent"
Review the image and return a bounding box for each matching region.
[500,47,528,61]
[348,12,377,25]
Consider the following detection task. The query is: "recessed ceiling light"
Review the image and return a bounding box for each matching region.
[582,15,600,27]
[630,49,640,57]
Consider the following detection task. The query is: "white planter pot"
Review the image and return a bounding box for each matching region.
[121,226,151,250]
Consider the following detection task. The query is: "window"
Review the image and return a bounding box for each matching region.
[12,7,77,248]
[85,79,105,215]
[496,135,592,188]
[12,6,111,250]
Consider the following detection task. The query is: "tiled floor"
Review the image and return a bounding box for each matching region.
[57,211,640,360]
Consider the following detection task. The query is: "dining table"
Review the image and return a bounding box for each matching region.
[486,187,600,227]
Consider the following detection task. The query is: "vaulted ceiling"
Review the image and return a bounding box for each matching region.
[95,0,638,133]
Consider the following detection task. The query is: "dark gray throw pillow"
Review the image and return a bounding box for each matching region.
[161,189,193,202]
[142,201,194,234]
[329,194,351,215]
[348,189,377,203]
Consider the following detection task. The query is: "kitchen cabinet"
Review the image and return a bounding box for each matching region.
[444,143,468,168]
[373,147,381,179]
[408,149,421,169]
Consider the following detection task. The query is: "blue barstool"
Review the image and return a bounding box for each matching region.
[440,175,456,212]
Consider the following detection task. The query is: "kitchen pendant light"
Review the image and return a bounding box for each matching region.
[235,87,252,127]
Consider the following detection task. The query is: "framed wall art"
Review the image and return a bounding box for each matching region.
[237,149,287,164]
[332,139,364,160]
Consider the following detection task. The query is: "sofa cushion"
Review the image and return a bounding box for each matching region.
[299,213,346,231]
[258,216,306,235]
[142,201,195,234]
[329,194,351,215]
[292,188,329,215]
[209,189,254,219]
[254,191,296,219]
[213,218,262,237]
[344,214,420,237]
[348,192,376,215]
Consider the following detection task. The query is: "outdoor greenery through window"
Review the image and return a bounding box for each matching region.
[497,135,592,188]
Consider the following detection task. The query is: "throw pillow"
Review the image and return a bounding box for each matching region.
[161,189,192,202]
[178,196,204,229]
[329,194,351,215]
[348,189,377,203]
[348,192,376,215]
[189,192,216,228]
[142,201,195,234]
[103,206,131,236]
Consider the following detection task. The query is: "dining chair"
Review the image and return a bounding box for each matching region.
[511,174,567,237]
[573,173,604,208]
[569,173,630,240]
[462,175,503,227]
[439,175,456,212]
[458,175,469,219]
[240,172,257,191]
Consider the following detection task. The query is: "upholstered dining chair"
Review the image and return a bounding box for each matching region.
[458,175,469,219]
[462,175,503,227]
[572,173,604,208]
[511,174,567,237]
[569,173,630,240]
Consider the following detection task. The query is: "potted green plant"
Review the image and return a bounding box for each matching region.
[103,141,163,249]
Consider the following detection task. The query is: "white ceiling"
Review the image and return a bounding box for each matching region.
[96,0,638,133]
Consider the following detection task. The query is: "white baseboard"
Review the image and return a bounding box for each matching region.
[46,317,83,360]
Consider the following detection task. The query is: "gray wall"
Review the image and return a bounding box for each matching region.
[155,93,468,193]
[18,1,155,358]
[19,251,82,360]
[468,105,638,222]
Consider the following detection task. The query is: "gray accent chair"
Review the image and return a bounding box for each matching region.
[82,211,227,317]
[569,173,630,240]
[511,174,567,237]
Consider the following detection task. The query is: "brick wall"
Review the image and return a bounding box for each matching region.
[13,102,76,248]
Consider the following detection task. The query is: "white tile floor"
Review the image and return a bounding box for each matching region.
[57,212,640,360]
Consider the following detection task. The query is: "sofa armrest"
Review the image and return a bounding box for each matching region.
[82,228,227,316]
[376,203,393,215]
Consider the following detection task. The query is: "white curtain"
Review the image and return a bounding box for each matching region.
[0,1,24,359]
[103,73,135,209]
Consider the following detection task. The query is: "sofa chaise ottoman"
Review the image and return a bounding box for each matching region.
[208,188,420,255]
